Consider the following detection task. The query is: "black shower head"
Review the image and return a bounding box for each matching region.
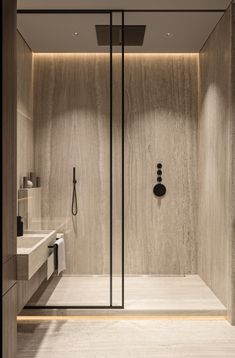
[95,25,146,46]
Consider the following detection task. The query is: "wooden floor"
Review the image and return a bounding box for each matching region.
[27,275,226,315]
[17,319,235,357]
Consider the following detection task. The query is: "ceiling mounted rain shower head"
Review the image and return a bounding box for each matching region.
[95,25,146,46]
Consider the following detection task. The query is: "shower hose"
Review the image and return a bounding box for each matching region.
[72,167,78,216]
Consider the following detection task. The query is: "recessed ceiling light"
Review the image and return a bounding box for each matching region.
[165,32,173,38]
[73,32,79,36]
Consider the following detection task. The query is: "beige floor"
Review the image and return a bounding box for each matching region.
[27,275,226,315]
[17,319,235,357]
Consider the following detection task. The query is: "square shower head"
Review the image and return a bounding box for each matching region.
[95,25,146,46]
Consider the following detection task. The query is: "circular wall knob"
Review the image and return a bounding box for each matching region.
[157,170,162,175]
[153,183,166,197]
[157,163,162,169]
[157,177,162,182]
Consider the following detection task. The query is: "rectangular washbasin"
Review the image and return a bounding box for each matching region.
[17,236,44,250]
[17,230,57,280]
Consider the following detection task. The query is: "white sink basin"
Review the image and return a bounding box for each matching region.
[17,230,57,280]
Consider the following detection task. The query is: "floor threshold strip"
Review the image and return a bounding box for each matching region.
[17,315,228,322]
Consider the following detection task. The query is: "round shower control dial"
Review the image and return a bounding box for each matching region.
[153,183,166,197]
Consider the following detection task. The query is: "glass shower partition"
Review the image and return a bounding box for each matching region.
[17,10,124,309]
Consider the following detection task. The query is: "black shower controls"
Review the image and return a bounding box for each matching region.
[154,163,166,197]
[156,163,163,183]
[153,183,166,197]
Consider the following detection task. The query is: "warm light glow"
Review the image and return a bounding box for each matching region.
[17,315,227,322]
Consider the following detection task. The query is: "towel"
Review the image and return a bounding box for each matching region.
[55,238,66,274]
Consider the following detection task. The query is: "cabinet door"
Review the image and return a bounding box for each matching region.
[2,286,17,358]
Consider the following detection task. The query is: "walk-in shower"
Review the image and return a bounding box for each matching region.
[16,8,230,317]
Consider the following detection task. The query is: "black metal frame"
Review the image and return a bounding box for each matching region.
[121,10,125,309]
[109,11,113,308]
[18,7,226,311]
[18,9,125,310]
[17,9,226,13]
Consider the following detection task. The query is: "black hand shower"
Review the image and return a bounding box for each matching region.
[72,167,78,216]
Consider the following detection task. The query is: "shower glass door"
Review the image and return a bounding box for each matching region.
[17,10,124,309]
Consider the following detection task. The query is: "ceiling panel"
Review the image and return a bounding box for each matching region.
[17,11,224,53]
[17,0,231,11]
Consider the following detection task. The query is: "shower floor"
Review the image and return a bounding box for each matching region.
[27,275,226,315]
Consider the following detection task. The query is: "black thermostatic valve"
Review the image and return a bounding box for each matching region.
[153,183,166,197]
[154,162,166,197]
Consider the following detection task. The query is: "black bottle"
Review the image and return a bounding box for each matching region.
[17,216,24,237]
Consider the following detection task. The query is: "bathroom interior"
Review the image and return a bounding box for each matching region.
[15,5,235,323]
